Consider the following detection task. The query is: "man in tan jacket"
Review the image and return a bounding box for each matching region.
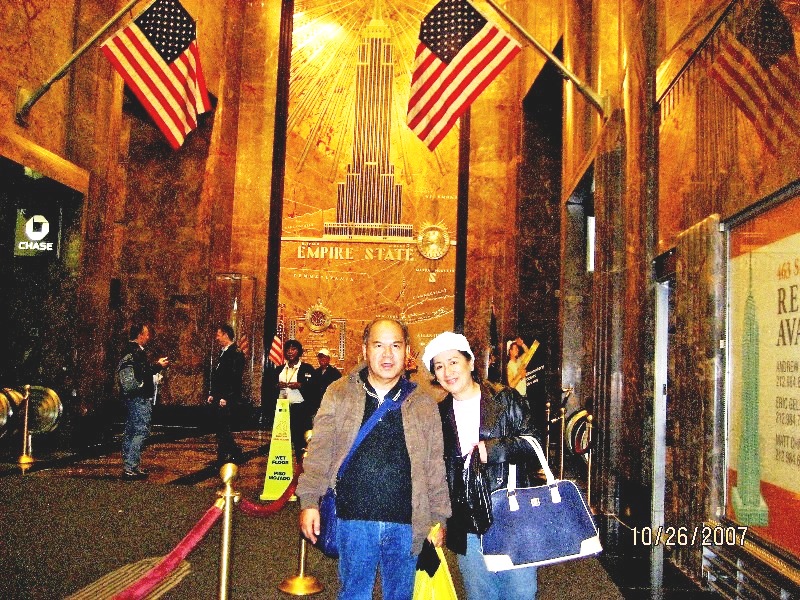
[297,318,450,600]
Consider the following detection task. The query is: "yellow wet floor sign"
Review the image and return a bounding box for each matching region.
[260,399,294,500]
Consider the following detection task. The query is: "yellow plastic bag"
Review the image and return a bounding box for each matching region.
[412,524,458,600]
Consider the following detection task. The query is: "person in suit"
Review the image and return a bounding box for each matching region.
[207,323,245,464]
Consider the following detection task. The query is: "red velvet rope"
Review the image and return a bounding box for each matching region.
[110,464,301,599]
[112,503,223,600]
[238,463,302,517]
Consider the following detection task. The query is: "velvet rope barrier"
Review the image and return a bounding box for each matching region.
[238,464,302,517]
[112,500,224,600]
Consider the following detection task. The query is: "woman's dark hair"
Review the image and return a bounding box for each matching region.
[284,339,303,356]
[429,350,481,385]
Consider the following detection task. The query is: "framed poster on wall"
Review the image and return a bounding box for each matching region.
[727,184,800,557]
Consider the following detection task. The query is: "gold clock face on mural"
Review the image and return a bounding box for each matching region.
[416,225,450,260]
[305,303,333,332]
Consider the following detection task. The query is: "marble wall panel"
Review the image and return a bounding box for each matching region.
[467,57,523,356]
[672,214,725,576]
[2,1,75,153]
[513,54,565,421]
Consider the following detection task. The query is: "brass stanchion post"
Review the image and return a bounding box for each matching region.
[280,432,323,596]
[18,385,34,466]
[544,401,551,461]
[586,414,594,511]
[559,406,566,480]
[278,537,324,596]
[217,463,240,600]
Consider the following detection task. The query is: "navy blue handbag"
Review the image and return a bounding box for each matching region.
[481,436,602,570]
[316,486,339,558]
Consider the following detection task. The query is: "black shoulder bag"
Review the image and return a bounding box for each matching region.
[463,448,494,534]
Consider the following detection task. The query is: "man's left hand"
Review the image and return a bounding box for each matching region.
[300,508,321,544]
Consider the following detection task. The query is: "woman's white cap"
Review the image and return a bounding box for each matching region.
[422,332,474,369]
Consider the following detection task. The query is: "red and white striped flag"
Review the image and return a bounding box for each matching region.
[269,313,284,366]
[708,0,800,155]
[101,0,211,150]
[407,0,521,150]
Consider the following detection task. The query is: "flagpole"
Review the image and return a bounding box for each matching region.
[15,0,144,126]
[484,0,608,119]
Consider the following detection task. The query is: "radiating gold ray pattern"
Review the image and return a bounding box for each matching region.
[279,0,460,366]
[287,0,455,190]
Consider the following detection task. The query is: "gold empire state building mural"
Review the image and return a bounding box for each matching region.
[280,2,460,370]
[325,17,411,239]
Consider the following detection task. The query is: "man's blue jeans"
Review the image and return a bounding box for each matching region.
[336,519,416,600]
[457,533,538,600]
[122,396,153,472]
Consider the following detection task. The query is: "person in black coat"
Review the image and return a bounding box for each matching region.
[422,331,542,600]
[207,324,245,464]
[264,339,315,462]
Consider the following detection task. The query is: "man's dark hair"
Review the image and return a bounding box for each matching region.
[129,322,151,340]
[218,323,235,340]
[285,339,303,355]
[362,318,410,345]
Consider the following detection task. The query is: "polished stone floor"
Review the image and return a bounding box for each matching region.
[0,411,721,599]
[1,427,271,491]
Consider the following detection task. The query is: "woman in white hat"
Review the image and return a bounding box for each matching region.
[422,331,541,600]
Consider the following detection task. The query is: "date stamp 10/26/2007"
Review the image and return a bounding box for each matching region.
[632,525,748,547]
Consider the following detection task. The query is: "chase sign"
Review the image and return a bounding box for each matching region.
[14,209,60,257]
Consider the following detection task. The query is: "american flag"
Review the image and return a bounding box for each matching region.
[407,0,521,150]
[101,0,211,149]
[269,314,284,366]
[708,0,800,155]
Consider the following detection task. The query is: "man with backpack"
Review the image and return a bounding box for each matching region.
[117,323,169,480]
